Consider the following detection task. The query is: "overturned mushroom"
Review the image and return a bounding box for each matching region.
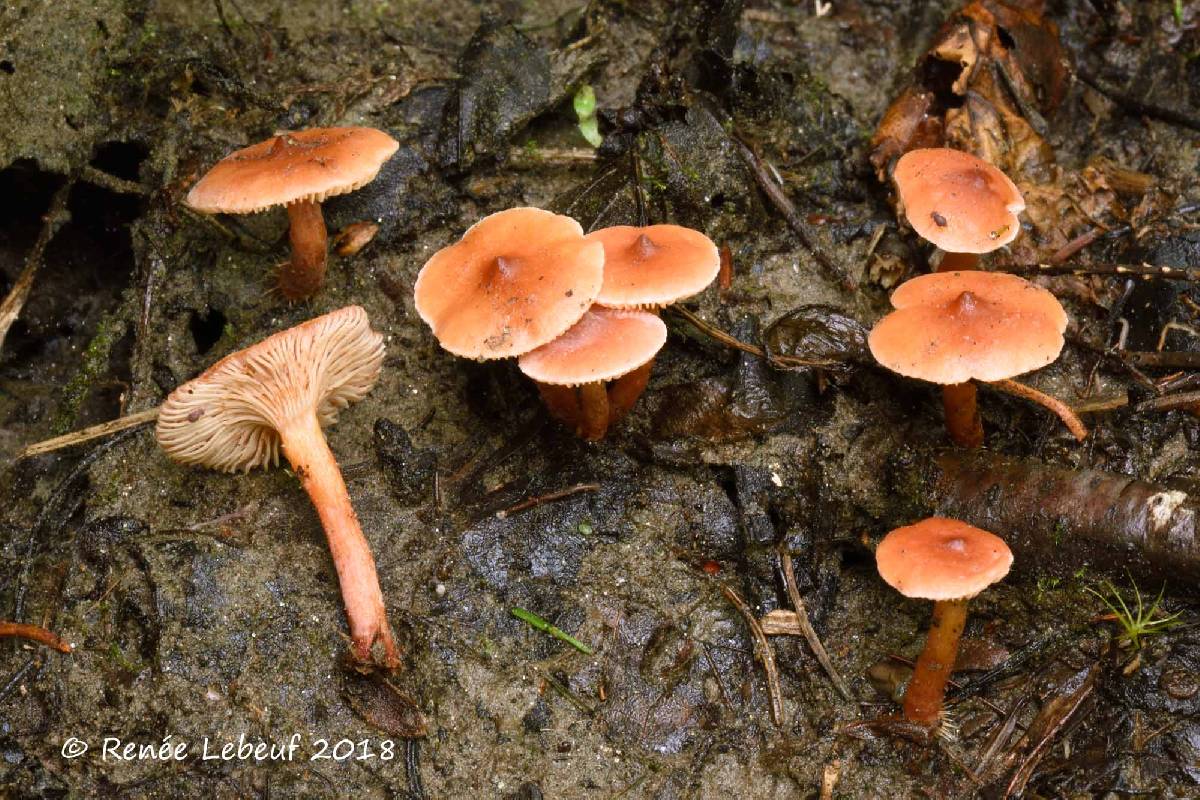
[893,148,1024,271]
[186,127,399,300]
[155,306,397,667]
[518,307,667,440]
[868,270,1079,447]
[875,517,1012,735]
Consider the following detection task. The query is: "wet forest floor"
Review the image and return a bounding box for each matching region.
[2,0,1200,797]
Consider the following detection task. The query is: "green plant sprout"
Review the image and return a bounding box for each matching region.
[1086,578,1182,650]
[573,85,603,148]
[511,607,594,654]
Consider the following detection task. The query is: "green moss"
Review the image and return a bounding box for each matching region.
[51,308,129,434]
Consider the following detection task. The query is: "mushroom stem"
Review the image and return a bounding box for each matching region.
[608,360,655,424]
[902,598,969,727]
[577,382,610,441]
[279,413,398,667]
[281,200,329,300]
[942,382,984,448]
[535,382,582,429]
[989,378,1089,442]
[936,251,980,272]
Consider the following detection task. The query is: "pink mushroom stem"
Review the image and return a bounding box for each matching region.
[281,200,328,300]
[607,360,654,424]
[279,412,398,667]
[942,382,984,448]
[577,383,610,441]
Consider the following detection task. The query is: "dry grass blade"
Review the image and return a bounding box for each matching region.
[0,179,74,352]
[779,549,852,701]
[17,407,160,460]
[722,584,785,726]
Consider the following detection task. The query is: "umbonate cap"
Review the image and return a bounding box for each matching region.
[185,127,400,214]
[155,305,384,473]
[876,517,1012,601]
[894,148,1025,253]
[517,307,667,386]
[588,225,721,308]
[868,271,1067,385]
[413,207,604,360]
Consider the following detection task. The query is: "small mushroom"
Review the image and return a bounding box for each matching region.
[875,517,1012,733]
[413,207,603,360]
[893,148,1024,271]
[186,127,399,300]
[155,306,398,667]
[557,224,719,432]
[868,270,1069,447]
[518,307,667,440]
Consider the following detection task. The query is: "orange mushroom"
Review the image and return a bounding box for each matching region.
[186,127,399,300]
[876,517,1012,733]
[567,224,720,430]
[155,306,398,668]
[893,148,1024,271]
[868,270,1082,447]
[413,207,603,360]
[518,307,667,440]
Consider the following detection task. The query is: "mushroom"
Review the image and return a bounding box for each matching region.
[868,270,1082,447]
[155,305,398,667]
[186,127,399,300]
[518,307,668,440]
[573,224,720,429]
[413,207,603,360]
[875,517,1012,733]
[893,148,1024,272]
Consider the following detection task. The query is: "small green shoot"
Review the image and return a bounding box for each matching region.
[1175,0,1185,26]
[1086,579,1182,650]
[511,607,594,654]
[573,85,603,148]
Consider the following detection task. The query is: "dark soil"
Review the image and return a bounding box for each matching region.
[2,0,1199,797]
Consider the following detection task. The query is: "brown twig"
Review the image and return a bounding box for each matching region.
[987,379,1088,441]
[494,483,599,519]
[670,306,766,358]
[17,407,160,459]
[992,261,1200,281]
[1133,390,1200,414]
[1123,350,1200,370]
[778,549,852,701]
[0,179,74,352]
[732,137,856,290]
[1078,70,1200,133]
[721,584,784,726]
[80,165,150,196]
[0,621,72,653]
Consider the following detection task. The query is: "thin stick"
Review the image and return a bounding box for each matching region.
[721,584,785,726]
[992,261,1200,281]
[987,379,1088,442]
[17,407,160,459]
[0,621,72,653]
[495,483,599,519]
[671,306,766,358]
[80,165,150,196]
[1078,70,1200,132]
[1133,390,1200,414]
[732,137,856,290]
[1123,350,1200,370]
[0,179,74,352]
[779,549,852,700]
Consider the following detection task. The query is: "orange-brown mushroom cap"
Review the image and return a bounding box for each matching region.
[185,127,400,214]
[876,517,1012,601]
[868,271,1067,385]
[413,207,604,360]
[518,307,667,386]
[155,305,384,472]
[894,148,1025,253]
[588,225,721,308]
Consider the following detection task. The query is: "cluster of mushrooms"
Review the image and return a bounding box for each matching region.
[155,126,1067,737]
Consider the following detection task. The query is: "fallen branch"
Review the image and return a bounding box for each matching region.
[0,621,72,653]
[17,407,160,459]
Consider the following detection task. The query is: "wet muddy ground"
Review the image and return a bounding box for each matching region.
[2,0,1200,797]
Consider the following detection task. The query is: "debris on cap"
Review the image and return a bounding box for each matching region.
[518,307,667,386]
[894,148,1025,253]
[876,517,1013,601]
[413,207,604,360]
[868,271,1067,385]
[588,224,721,309]
[185,127,400,215]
